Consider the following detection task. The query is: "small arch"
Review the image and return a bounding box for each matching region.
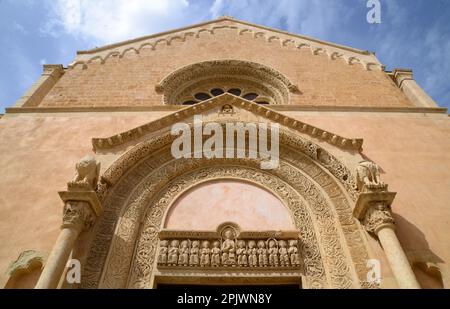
[138,42,155,51]
[87,56,105,64]
[119,47,139,59]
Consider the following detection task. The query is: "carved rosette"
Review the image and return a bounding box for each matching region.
[62,201,96,231]
[363,202,395,235]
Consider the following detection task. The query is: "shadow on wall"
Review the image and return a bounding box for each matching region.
[394,214,447,289]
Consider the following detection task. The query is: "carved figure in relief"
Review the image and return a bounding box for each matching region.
[178,240,189,266]
[200,240,210,266]
[168,240,179,266]
[68,155,101,191]
[268,240,279,267]
[236,240,248,266]
[158,240,168,265]
[220,104,234,114]
[278,240,290,266]
[356,160,386,191]
[221,229,236,266]
[211,241,221,267]
[189,240,200,266]
[257,240,268,267]
[288,239,300,266]
[248,240,258,267]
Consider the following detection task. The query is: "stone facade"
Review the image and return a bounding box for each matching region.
[0,17,449,289]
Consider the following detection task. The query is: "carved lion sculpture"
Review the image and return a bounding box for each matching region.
[356,160,387,192]
[68,155,101,191]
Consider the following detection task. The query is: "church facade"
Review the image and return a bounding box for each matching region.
[1,17,449,289]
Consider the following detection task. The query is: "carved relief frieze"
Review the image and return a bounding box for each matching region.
[156,223,303,270]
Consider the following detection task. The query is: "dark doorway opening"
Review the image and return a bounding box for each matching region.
[157,284,300,289]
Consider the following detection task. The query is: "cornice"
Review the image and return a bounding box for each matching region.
[77,16,370,56]
[5,105,448,115]
[70,17,381,72]
[90,93,363,152]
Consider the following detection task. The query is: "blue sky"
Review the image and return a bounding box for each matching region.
[0,0,449,113]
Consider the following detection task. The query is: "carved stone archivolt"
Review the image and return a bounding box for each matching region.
[156,60,296,105]
[81,138,372,289]
[157,223,303,270]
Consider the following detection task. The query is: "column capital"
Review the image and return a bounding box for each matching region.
[59,191,102,231]
[61,200,95,231]
[353,191,396,235]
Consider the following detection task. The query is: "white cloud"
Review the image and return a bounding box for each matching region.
[209,0,351,40]
[41,0,195,44]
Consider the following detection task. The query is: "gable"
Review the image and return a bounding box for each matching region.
[36,17,414,109]
[92,93,363,153]
[71,17,383,72]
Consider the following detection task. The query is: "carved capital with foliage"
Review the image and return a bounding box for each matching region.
[363,202,395,234]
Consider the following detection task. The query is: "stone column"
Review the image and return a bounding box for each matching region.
[35,199,96,289]
[363,201,420,289]
[354,161,420,288]
[393,68,438,107]
[35,155,102,289]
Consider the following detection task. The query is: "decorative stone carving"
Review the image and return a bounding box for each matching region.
[62,200,96,231]
[236,240,247,266]
[200,241,211,267]
[157,240,168,265]
[68,155,101,191]
[247,240,258,267]
[189,241,200,266]
[156,60,295,105]
[211,241,221,267]
[6,250,48,278]
[268,240,279,267]
[221,228,236,266]
[279,240,289,267]
[86,157,363,289]
[92,96,362,154]
[168,240,179,266]
[356,160,387,192]
[178,240,189,266]
[220,104,235,115]
[83,134,371,289]
[157,223,302,271]
[288,240,301,267]
[257,240,268,267]
[363,202,395,235]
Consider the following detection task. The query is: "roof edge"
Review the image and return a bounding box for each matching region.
[77,16,371,56]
